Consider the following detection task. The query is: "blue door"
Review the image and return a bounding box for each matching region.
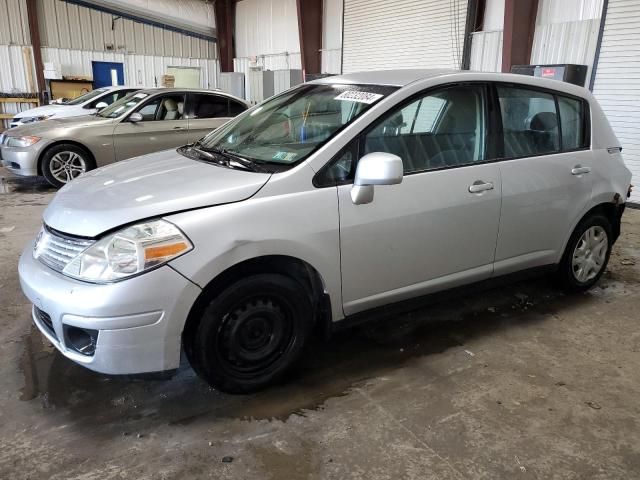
[92,61,124,88]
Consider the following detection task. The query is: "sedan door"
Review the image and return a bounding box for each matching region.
[335,84,502,315]
[492,85,594,276]
[186,93,245,143]
[113,93,188,161]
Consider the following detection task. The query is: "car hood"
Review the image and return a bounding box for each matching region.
[7,115,114,137]
[43,149,272,237]
[13,104,72,119]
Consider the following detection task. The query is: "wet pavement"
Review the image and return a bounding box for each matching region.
[1,187,640,479]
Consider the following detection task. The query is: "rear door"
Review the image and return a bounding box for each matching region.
[334,84,502,315]
[186,93,245,143]
[113,92,188,161]
[493,84,593,275]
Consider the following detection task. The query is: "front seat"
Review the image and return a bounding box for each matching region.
[163,99,179,120]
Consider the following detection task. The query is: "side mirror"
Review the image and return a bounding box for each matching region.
[95,102,108,110]
[351,152,403,205]
[129,112,143,123]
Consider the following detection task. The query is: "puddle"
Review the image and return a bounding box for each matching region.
[0,174,56,194]
[18,276,589,434]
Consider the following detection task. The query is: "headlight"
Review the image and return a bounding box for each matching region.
[62,219,193,283]
[7,136,41,148]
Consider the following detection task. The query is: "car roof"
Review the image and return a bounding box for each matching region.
[133,87,249,104]
[311,69,590,98]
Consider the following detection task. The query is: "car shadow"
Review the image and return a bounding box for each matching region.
[19,273,604,437]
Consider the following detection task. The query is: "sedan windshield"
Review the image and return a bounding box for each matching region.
[98,92,150,118]
[197,83,397,166]
[64,88,110,106]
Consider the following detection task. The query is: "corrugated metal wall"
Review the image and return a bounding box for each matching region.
[470,31,503,72]
[530,0,603,84]
[0,0,31,45]
[469,0,504,72]
[592,0,640,203]
[341,0,468,73]
[38,0,215,58]
[321,0,342,74]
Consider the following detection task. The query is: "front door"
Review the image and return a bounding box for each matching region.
[92,61,124,88]
[113,93,188,161]
[492,85,594,275]
[337,84,502,315]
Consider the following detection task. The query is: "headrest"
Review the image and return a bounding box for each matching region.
[529,111,558,131]
[164,98,178,111]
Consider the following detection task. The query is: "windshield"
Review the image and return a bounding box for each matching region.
[98,92,150,118]
[197,83,397,166]
[64,88,110,106]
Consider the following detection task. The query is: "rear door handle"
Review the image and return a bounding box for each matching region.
[173,126,185,130]
[571,165,591,175]
[469,181,494,193]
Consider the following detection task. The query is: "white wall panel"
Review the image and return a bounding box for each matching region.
[469,31,503,72]
[342,0,467,73]
[0,0,30,45]
[322,0,342,73]
[483,0,505,31]
[235,0,300,58]
[531,0,603,85]
[42,47,219,89]
[592,0,640,203]
[0,45,35,92]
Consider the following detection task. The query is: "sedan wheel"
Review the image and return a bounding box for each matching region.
[41,143,95,188]
[49,151,87,184]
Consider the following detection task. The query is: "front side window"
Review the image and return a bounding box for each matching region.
[135,94,185,121]
[189,94,228,119]
[497,86,559,158]
[363,85,487,174]
[198,84,397,166]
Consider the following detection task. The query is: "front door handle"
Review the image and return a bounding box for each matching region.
[571,165,591,175]
[173,126,185,130]
[469,181,494,193]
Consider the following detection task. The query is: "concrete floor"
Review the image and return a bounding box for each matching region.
[1,176,640,479]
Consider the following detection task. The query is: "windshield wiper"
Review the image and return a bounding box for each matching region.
[187,143,265,173]
[193,143,267,173]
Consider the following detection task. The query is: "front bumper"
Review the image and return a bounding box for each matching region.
[18,242,202,374]
[1,144,41,176]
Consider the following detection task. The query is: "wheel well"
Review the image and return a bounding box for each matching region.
[37,141,96,176]
[581,202,622,241]
[182,256,332,352]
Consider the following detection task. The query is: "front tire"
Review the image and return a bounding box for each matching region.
[188,274,313,393]
[558,213,612,292]
[41,144,94,188]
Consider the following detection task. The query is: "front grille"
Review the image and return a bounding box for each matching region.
[34,306,57,340]
[34,226,94,273]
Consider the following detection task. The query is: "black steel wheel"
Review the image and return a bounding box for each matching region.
[188,274,313,393]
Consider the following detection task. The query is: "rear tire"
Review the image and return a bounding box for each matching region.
[41,143,94,188]
[557,213,612,292]
[187,274,313,394]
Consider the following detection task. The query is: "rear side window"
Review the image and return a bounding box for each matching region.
[229,100,247,116]
[497,86,559,158]
[558,95,587,150]
[189,93,228,118]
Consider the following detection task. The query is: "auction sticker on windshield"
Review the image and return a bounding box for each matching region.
[335,91,384,104]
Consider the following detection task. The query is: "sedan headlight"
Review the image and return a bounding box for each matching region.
[7,136,41,148]
[62,219,193,283]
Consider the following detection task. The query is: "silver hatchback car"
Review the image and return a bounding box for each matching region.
[19,70,632,393]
